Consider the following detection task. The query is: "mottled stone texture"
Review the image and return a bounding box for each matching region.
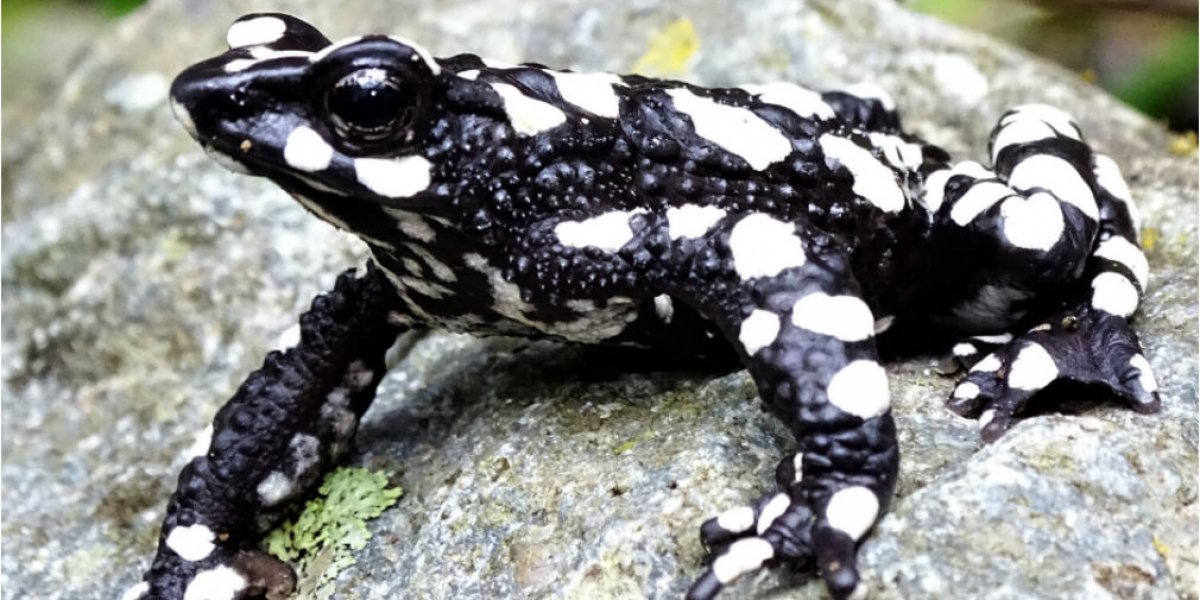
[2,1,1195,599]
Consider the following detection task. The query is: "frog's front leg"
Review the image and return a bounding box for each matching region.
[125,266,407,600]
[926,105,1159,441]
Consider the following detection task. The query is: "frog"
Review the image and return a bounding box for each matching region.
[124,13,1160,600]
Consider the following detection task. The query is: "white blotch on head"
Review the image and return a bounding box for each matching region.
[990,118,1057,163]
[756,493,791,534]
[825,486,880,540]
[1090,271,1140,317]
[844,82,896,111]
[183,565,248,600]
[1007,343,1058,390]
[1093,155,1140,229]
[1128,354,1158,393]
[170,98,197,137]
[387,36,441,75]
[949,181,1012,226]
[792,453,805,483]
[712,537,775,584]
[790,292,875,342]
[873,315,895,334]
[868,132,924,170]
[952,342,977,357]
[819,134,905,212]
[971,333,1014,345]
[1000,191,1065,251]
[1094,236,1149,289]
[1002,104,1081,139]
[953,381,980,400]
[826,360,891,420]
[654,294,674,323]
[283,126,334,172]
[978,409,997,429]
[554,209,644,252]
[226,15,287,49]
[383,209,437,242]
[121,582,150,600]
[715,505,755,534]
[743,82,836,120]
[548,71,622,118]
[490,82,567,135]
[738,309,782,356]
[971,354,1003,373]
[355,155,433,198]
[666,204,727,240]
[666,88,792,171]
[457,69,480,80]
[727,213,806,279]
[1008,155,1098,220]
[257,471,296,507]
[166,523,216,562]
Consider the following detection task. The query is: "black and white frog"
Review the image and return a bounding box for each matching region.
[125,13,1160,600]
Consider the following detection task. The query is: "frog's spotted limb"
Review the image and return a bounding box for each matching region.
[125,267,406,600]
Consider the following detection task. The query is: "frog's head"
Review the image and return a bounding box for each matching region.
[170,13,447,208]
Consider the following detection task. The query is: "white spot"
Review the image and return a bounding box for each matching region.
[283,126,334,172]
[1008,155,1098,220]
[170,98,197,136]
[715,505,755,534]
[756,493,791,534]
[1090,272,1140,317]
[387,36,442,75]
[1000,191,1065,251]
[554,209,644,252]
[226,15,287,48]
[202,145,251,175]
[873,315,895,334]
[355,155,433,198]
[826,360,891,420]
[1093,155,1140,229]
[1002,104,1081,140]
[953,381,981,400]
[1129,354,1158,393]
[971,354,1003,373]
[166,523,216,562]
[790,292,875,342]
[712,537,775,584]
[184,425,214,461]
[120,582,150,600]
[743,82,836,120]
[990,118,1057,163]
[257,471,296,507]
[183,565,248,600]
[548,71,622,118]
[825,486,880,540]
[868,132,925,170]
[970,333,1013,345]
[949,181,1011,226]
[247,47,312,62]
[792,453,805,483]
[275,323,301,351]
[738,309,782,356]
[666,204,727,240]
[490,82,567,135]
[383,209,437,242]
[924,161,995,213]
[290,433,322,475]
[654,295,674,323]
[819,134,906,212]
[666,88,792,171]
[1008,343,1058,390]
[979,409,997,429]
[952,342,977,357]
[457,69,480,80]
[843,82,896,111]
[1094,236,1149,289]
[727,213,806,279]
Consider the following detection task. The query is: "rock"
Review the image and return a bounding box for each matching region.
[2,0,1195,599]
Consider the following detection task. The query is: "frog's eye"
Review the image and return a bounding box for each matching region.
[326,67,420,148]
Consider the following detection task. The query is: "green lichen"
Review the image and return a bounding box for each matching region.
[263,467,403,600]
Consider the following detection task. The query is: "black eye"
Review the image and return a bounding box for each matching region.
[326,68,418,146]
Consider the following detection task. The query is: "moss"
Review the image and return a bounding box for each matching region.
[263,467,403,599]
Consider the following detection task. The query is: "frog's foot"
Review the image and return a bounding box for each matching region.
[947,307,1160,442]
[687,455,871,600]
[122,547,294,600]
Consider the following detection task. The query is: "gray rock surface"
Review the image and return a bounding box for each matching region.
[2,0,1195,599]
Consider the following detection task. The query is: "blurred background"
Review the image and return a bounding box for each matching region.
[3,0,1196,132]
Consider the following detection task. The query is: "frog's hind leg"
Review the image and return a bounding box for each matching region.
[925,105,1159,441]
[124,265,407,600]
[640,213,897,600]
